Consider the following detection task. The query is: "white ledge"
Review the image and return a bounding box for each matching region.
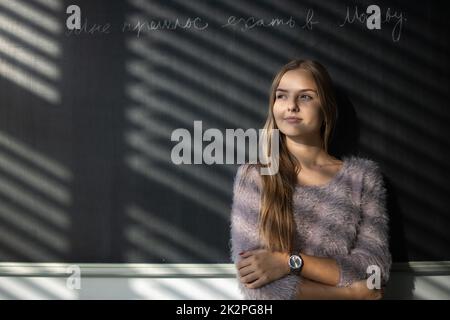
[0,263,236,277]
[0,261,448,277]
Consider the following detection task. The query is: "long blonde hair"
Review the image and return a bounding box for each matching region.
[245,59,338,253]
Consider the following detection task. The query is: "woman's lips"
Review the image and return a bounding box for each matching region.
[284,118,302,123]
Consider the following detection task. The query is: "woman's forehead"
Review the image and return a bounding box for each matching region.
[278,70,317,91]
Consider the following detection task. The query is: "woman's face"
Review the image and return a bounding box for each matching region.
[273,69,323,139]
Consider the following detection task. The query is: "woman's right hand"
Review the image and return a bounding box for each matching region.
[348,280,384,300]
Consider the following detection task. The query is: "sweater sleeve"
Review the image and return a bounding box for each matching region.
[334,160,392,288]
[229,164,302,300]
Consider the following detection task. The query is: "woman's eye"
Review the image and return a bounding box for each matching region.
[276,94,286,99]
[299,95,312,101]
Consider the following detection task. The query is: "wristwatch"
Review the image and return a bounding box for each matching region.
[288,254,304,275]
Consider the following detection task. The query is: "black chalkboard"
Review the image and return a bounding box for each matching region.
[0,0,448,263]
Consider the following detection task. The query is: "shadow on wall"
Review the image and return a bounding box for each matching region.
[384,176,415,299]
[329,85,415,299]
[384,267,416,300]
[329,85,360,158]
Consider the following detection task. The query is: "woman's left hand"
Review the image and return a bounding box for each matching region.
[236,249,290,289]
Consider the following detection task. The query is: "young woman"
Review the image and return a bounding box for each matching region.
[229,59,391,300]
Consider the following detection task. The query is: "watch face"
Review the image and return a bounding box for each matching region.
[289,255,302,269]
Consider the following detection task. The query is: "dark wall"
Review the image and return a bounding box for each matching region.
[0,0,448,263]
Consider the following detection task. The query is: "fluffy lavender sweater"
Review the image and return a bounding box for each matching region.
[229,155,392,300]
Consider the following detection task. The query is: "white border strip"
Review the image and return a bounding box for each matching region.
[0,261,449,278]
[0,263,236,278]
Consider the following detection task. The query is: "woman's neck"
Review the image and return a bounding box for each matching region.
[285,136,333,169]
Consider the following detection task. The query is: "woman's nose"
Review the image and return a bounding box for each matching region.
[288,104,299,112]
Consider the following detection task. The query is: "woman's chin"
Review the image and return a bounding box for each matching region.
[280,129,304,137]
